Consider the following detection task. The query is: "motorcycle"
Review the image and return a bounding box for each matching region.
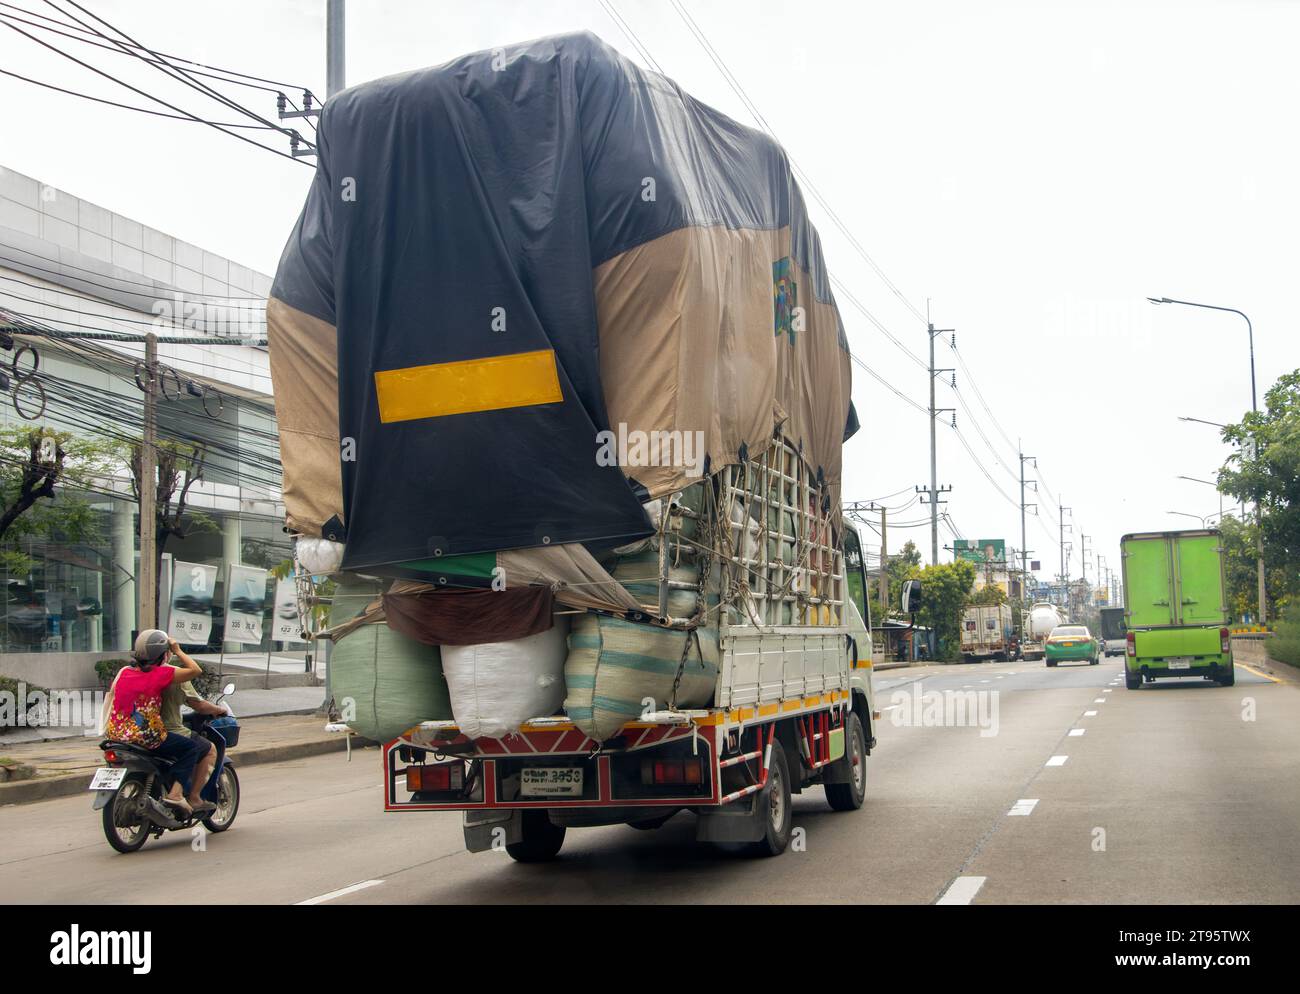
[92,682,242,853]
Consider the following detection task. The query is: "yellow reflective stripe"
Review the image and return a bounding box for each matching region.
[373,349,563,423]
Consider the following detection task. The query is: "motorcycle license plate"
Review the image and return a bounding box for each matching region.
[520,767,583,798]
[1167,657,1192,670]
[88,767,126,791]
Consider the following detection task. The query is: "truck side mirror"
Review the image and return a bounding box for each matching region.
[901,579,922,614]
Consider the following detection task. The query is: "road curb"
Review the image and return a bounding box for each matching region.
[0,734,376,807]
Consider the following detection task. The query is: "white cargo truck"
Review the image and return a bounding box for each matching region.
[960,604,1015,662]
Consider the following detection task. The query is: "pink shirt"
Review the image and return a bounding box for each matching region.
[112,665,176,716]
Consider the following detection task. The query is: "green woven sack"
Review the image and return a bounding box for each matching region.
[563,612,718,742]
[329,575,452,742]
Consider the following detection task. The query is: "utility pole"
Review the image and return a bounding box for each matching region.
[879,504,888,619]
[1019,450,1036,599]
[327,0,346,98]
[1080,532,1091,586]
[1059,502,1072,608]
[137,333,158,632]
[923,314,955,566]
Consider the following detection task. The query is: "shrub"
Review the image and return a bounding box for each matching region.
[1268,607,1300,667]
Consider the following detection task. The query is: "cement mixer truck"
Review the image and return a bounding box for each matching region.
[1021,602,1066,660]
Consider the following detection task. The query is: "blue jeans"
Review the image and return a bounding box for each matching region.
[153,732,211,795]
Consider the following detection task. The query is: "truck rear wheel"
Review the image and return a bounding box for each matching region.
[825,712,867,812]
[1125,668,1142,690]
[505,810,566,863]
[1217,665,1235,687]
[747,739,793,857]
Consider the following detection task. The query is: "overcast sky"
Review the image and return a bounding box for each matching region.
[2,0,1295,581]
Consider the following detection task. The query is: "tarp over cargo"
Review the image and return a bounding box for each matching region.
[269,30,857,573]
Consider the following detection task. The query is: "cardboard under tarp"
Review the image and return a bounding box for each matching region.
[267,30,855,573]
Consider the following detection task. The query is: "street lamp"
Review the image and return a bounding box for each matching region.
[1177,475,1225,521]
[1167,510,1216,529]
[1151,296,1266,622]
[1148,298,1256,410]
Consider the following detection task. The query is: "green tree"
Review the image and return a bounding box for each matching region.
[1219,369,1300,618]
[869,539,922,618]
[970,584,1007,606]
[907,558,977,661]
[121,438,218,618]
[0,426,119,575]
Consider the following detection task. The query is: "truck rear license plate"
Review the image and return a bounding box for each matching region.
[520,767,583,797]
[88,767,126,791]
[1167,657,1192,669]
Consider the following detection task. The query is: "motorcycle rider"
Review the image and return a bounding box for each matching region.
[159,666,228,802]
[105,630,215,817]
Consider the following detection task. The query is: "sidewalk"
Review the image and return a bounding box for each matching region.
[0,712,369,807]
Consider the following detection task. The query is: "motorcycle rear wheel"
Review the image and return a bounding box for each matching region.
[102,775,151,853]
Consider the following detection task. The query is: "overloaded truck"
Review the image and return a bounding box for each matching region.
[268,33,876,860]
[960,604,1014,661]
[1120,529,1234,689]
[1020,602,1065,660]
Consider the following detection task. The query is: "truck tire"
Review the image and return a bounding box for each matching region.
[1125,668,1142,690]
[505,810,566,863]
[1217,665,1235,687]
[1045,659,1057,668]
[747,739,793,857]
[825,712,867,812]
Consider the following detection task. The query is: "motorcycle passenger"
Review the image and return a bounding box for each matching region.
[105,630,215,817]
[160,668,229,798]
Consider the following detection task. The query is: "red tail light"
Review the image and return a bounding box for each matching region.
[641,758,704,786]
[1220,628,1230,653]
[103,749,119,764]
[1125,632,1136,657]
[405,763,464,793]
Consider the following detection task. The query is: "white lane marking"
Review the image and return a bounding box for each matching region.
[295,879,386,905]
[1103,689,1113,693]
[1046,755,1069,766]
[963,685,973,689]
[1093,698,1106,703]
[1008,798,1039,816]
[937,876,987,905]
[981,680,991,684]
[1068,728,1085,736]
[1084,710,1098,716]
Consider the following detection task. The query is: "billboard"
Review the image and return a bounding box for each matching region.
[169,561,218,646]
[224,564,269,645]
[954,539,1007,565]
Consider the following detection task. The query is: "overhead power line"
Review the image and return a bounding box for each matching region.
[0,8,311,165]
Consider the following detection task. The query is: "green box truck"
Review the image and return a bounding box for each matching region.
[1120,529,1234,690]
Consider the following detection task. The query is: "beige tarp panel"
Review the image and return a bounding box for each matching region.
[266,297,343,537]
[593,224,851,505]
[500,544,645,615]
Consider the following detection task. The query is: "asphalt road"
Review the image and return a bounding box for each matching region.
[2,656,1296,904]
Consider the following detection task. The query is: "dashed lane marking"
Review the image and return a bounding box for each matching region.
[1046,755,1069,766]
[295,879,386,905]
[1068,728,1085,736]
[1084,710,1098,716]
[1008,798,1039,816]
[937,876,987,905]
